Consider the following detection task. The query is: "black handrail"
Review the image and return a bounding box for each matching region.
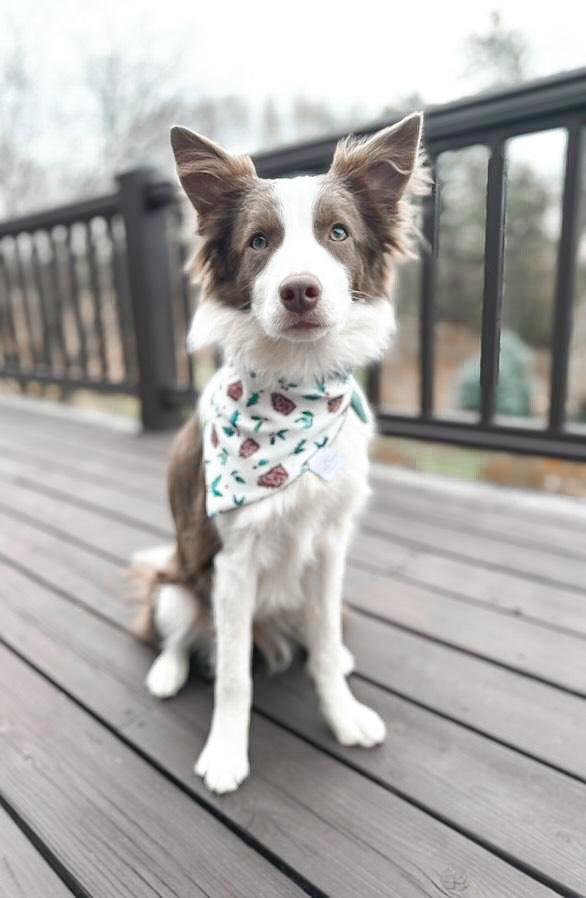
[0,69,584,456]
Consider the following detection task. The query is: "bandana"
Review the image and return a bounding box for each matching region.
[201,363,368,516]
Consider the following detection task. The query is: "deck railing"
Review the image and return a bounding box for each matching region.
[0,68,585,456]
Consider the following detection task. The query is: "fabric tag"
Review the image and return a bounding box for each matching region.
[308,447,345,481]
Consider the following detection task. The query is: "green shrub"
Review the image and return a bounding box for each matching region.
[456,330,533,417]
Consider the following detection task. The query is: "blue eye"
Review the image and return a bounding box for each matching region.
[250,233,268,250]
[330,224,348,241]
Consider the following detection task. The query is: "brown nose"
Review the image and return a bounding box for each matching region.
[279,275,322,313]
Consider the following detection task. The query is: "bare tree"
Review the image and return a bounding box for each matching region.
[0,33,45,216]
[462,11,529,91]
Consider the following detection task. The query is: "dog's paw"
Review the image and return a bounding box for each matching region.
[327,698,386,748]
[195,738,250,794]
[339,644,355,676]
[146,651,189,698]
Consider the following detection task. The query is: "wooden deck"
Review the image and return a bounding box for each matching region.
[1,399,586,898]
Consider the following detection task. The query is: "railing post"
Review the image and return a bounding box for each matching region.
[117,167,182,431]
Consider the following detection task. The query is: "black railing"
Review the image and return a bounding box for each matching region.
[0,68,585,456]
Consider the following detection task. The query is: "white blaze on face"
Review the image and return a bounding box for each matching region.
[252,176,353,340]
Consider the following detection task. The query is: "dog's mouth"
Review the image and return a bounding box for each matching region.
[287,320,323,330]
[281,313,330,338]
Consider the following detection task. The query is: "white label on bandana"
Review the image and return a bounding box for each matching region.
[308,447,345,481]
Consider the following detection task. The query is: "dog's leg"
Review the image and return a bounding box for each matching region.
[146,583,198,698]
[305,525,386,747]
[195,541,256,794]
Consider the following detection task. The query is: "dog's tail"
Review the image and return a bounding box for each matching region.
[126,543,183,643]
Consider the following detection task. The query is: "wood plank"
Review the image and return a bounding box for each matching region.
[1,479,585,779]
[0,429,165,500]
[8,419,586,643]
[0,647,304,898]
[0,479,157,560]
[0,809,73,898]
[370,485,586,560]
[0,450,168,530]
[343,564,586,694]
[3,472,585,699]
[344,609,586,779]
[371,468,586,537]
[351,531,586,638]
[0,562,557,898]
[0,402,170,464]
[364,507,586,591]
[4,408,585,597]
[254,665,586,897]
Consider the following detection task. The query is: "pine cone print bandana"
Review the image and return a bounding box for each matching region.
[201,363,364,516]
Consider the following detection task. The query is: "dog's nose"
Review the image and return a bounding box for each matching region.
[279,275,322,313]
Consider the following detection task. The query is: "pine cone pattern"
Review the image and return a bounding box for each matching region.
[227,380,243,401]
[257,465,289,488]
[202,363,359,516]
[327,395,344,413]
[239,437,260,458]
[271,393,296,415]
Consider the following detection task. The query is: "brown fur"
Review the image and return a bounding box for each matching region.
[327,115,428,293]
[167,412,221,581]
[128,412,220,643]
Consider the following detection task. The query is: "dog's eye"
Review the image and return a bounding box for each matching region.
[330,224,348,242]
[250,233,268,250]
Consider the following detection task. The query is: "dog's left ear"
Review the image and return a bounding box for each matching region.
[330,112,423,203]
[170,126,257,226]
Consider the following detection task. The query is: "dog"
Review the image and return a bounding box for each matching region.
[129,112,427,794]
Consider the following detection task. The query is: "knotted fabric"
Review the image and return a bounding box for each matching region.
[201,363,366,516]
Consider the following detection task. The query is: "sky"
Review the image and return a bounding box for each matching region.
[4,0,585,138]
[1,0,584,207]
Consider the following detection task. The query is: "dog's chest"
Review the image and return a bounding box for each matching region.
[215,408,371,616]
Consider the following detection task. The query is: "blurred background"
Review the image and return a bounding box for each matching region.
[1,0,585,494]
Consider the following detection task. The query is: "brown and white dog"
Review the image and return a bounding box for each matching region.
[130,114,427,794]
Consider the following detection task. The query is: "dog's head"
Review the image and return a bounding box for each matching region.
[171,114,427,378]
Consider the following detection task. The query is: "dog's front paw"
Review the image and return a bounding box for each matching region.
[327,698,386,748]
[146,650,189,698]
[195,738,250,794]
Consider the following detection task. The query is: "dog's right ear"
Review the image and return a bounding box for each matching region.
[170,126,257,223]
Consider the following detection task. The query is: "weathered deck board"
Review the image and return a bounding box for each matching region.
[0,808,73,898]
[1,647,304,898]
[1,399,585,898]
[0,561,557,898]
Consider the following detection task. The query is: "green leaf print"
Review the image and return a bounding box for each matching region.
[295,410,314,430]
[314,436,328,449]
[293,439,307,454]
[233,495,245,506]
[251,415,267,432]
[231,470,246,483]
[269,429,288,445]
[302,393,323,400]
[230,410,240,428]
[223,426,235,437]
[218,448,228,465]
[246,392,260,406]
[257,458,269,466]
[211,475,223,497]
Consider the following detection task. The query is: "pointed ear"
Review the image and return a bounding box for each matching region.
[331,112,423,202]
[170,126,257,221]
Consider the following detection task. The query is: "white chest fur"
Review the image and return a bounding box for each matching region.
[214,400,372,620]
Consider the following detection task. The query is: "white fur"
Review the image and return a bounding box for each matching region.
[154,165,406,793]
[253,177,351,342]
[195,392,386,793]
[146,583,199,698]
[187,174,396,383]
